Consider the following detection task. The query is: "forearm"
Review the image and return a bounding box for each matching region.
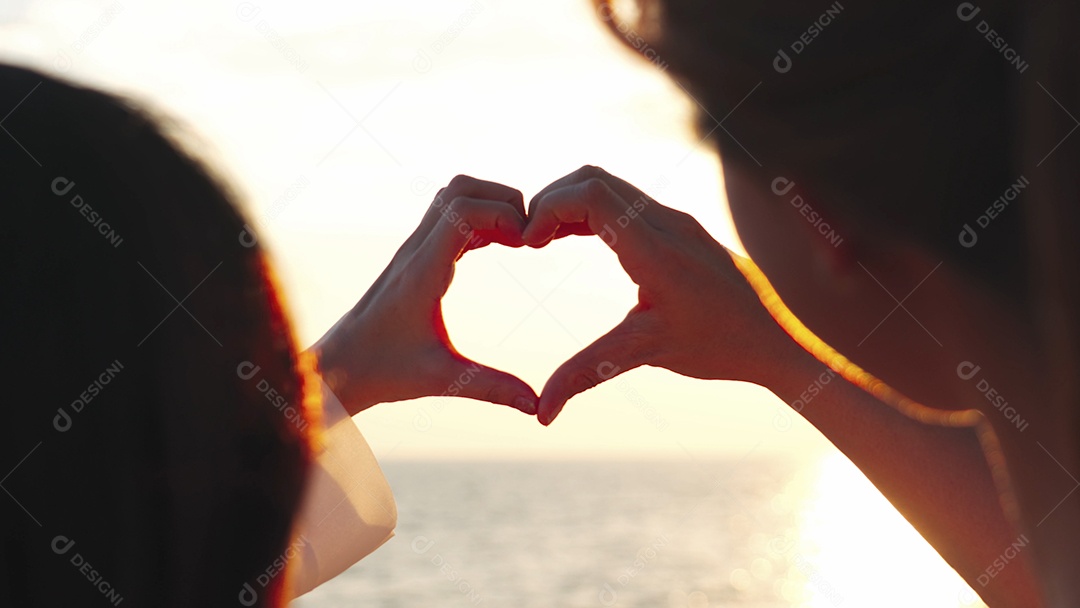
[771,348,1040,607]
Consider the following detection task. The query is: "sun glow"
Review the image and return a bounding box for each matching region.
[791,453,986,607]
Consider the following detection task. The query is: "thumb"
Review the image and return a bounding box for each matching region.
[538,314,650,426]
[444,357,539,415]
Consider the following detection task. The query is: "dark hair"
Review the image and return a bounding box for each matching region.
[599,1,1080,526]
[594,0,1042,297]
[0,64,314,607]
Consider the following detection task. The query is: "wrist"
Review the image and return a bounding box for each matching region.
[310,316,380,417]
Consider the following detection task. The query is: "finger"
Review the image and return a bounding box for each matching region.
[529,166,637,215]
[418,175,525,238]
[528,165,661,223]
[444,357,539,415]
[551,222,595,242]
[537,314,651,426]
[528,166,706,238]
[523,179,658,278]
[463,221,594,253]
[421,196,527,265]
[446,175,525,213]
[519,222,593,248]
[525,178,630,245]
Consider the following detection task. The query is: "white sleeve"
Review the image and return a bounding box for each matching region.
[289,379,397,598]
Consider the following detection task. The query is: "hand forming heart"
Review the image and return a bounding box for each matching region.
[313,167,800,426]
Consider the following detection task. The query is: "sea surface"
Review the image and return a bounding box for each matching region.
[293,457,985,608]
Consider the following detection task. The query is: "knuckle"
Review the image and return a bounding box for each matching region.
[666,208,705,236]
[673,209,699,230]
[576,164,607,180]
[669,208,693,223]
[618,320,660,364]
[429,188,448,209]
[580,177,615,202]
[507,187,525,205]
[448,174,475,190]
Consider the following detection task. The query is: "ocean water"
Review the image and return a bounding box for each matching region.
[292,457,985,608]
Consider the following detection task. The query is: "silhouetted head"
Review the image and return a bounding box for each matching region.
[595,0,1079,420]
[0,64,314,607]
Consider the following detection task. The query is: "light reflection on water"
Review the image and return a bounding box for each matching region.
[294,455,984,608]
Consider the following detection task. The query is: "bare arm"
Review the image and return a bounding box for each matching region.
[524,165,1040,607]
[291,175,539,596]
[771,347,1039,607]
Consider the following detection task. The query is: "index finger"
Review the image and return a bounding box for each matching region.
[421,196,527,266]
[418,175,525,238]
[528,165,661,224]
[523,177,659,278]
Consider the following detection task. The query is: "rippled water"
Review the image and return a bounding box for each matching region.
[293,457,984,608]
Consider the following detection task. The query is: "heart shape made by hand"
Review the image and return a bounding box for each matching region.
[319,168,775,429]
[438,238,638,421]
